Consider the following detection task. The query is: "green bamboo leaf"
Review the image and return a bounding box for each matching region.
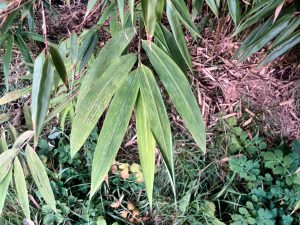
[0,133,8,153]
[166,1,193,72]
[156,0,165,21]
[143,41,206,153]
[49,46,69,89]
[14,157,30,219]
[3,35,14,91]
[79,31,99,70]
[228,0,241,26]
[141,0,158,40]
[260,30,300,66]
[0,168,12,216]
[14,34,33,73]
[233,0,282,36]
[135,95,155,207]
[24,105,33,130]
[205,0,219,17]
[0,148,19,183]
[0,86,32,105]
[234,17,273,59]
[117,0,125,27]
[155,23,188,72]
[138,65,174,187]
[77,27,135,106]
[170,0,199,37]
[238,14,292,63]
[86,0,100,14]
[71,32,78,65]
[25,145,56,212]
[97,1,117,26]
[0,10,17,35]
[71,54,136,157]
[272,17,300,47]
[32,52,55,146]
[90,71,139,197]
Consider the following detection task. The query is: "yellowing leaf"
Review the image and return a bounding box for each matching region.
[0,87,32,105]
[0,148,19,183]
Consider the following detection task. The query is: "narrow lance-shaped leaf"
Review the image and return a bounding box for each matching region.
[117,0,125,27]
[25,145,56,212]
[79,31,99,70]
[14,34,33,73]
[0,148,19,183]
[143,41,206,153]
[0,86,31,105]
[97,1,117,26]
[49,46,69,89]
[260,30,300,66]
[0,168,12,216]
[228,0,241,26]
[205,0,219,17]
[31,52,55,146]
[135,95,155,207]
[141,0,158,41]
[13,130,34,149]
[170,0,199,37]
[71,54,137,157]
[138,65,175,187]
[77,27,135,106]
[166,1,193,72]
[90,71,139,198]
[156,0,165,21]
[14,157,30,219]
[3,35,14,91]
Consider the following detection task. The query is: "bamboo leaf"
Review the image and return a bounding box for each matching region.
[138,65,175,186]
[14,34,33,73]
[143,41,206,153]
[31,52,55,146]
[77,27,135,106]
[0,86,32,105]
[237,14,292,63]
[97,1,117,26]
[49,46,69,89]
[228,0,241,26]
[166,1,193,72]
[25,145,56,212]
[71,54,136,157]
[3,35,14,91]
[205,0,219,17]
[141,0,158,41]
[90,71,139,197]
[155,23,188,72]
[156,0,165,21]
[79,31,99,70]
[13,131,34,149]
[170,0,199,37]
[117,0,125,27]
[260,30,300,66]
[135,95,155,207]
[0,168,12,216]
[14,157,30,219]
[0,148,19,183]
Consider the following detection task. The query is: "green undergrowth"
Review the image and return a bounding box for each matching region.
[1,116,300,225]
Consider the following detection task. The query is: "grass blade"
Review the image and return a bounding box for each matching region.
[0,148,19,183]
[117,0,125,27]
[0,86,32,105]
[0,168,12,216]
[228,0,241,26]
[14,34,33,73]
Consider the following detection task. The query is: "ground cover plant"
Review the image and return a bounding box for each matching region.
[0,0,300,224]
